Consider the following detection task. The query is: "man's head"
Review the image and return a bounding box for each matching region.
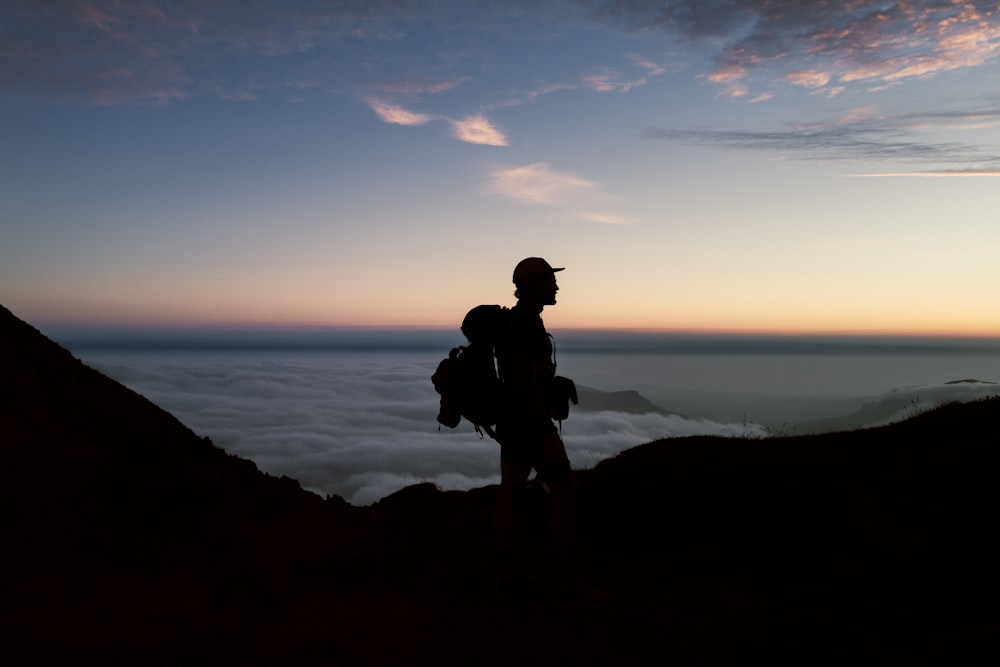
[513,257,563,306]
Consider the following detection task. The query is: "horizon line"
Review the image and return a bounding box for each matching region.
[35,321,1000,341]
[37,323,1000,347]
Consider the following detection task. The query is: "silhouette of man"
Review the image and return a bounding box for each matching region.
[492,257,579,598]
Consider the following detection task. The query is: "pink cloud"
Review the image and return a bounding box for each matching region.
[360,76,468,95]
[367,99,433,126]
[707,64,747,83]
[582,68,648,93]
[488,163,595,204]
[785,70,831,88]
[629,55,668,76]
[450,115,508,146]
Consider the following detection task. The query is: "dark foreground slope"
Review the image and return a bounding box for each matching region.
[2,304,999,665]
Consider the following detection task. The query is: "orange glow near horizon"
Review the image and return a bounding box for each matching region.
[6,3,1000,354]
[10,266,1000,338]
[20,302,1000,338]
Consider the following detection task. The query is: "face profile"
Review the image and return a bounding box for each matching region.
[539,274,558,306]
[512,257,563,308]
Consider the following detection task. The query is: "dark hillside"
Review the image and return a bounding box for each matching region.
[579,398,1000,661]
[1,305,356,662]
[2,304,998,664]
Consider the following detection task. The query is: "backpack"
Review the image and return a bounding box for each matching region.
[431,305,510,440]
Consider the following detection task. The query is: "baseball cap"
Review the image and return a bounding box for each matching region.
[512,257,564,286]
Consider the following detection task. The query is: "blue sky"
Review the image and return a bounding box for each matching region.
[3,1,1000,334]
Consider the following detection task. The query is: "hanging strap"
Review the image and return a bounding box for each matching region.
[548,332,557,371]
[475,424,498,440]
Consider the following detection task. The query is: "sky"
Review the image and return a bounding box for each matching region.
[3,0,1000,335]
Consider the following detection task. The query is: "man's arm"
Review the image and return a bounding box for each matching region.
[503,344,557,435]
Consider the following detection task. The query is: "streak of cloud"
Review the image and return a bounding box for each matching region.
[785,70,831,88]
[628,53,670,77]
[367,98,434,126]
[488,163,597,204]
[645,106,1000,173]
[364,95,506,144]
[579,212,631,225]
[359,76,468,96]
[582,67,650,93]
[486,163,632,224]
[846,169,1000,178]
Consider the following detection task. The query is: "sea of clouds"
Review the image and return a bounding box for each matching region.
[76,344,999,505]
[80,351,763,504]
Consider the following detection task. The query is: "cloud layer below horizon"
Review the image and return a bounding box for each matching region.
[85,353,764,504]
[78,350,998,505]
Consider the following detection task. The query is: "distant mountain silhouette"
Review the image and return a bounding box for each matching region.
[576,385,677,415]
[3,303,999,664]
[795,378,998,434]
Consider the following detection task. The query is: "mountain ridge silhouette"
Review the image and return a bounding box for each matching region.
[3,303,998,664]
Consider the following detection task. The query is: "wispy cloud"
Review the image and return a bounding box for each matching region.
[491,52,670,110]
[366,98,434,126]
[488,163,597,204]
[582,67,652,93]
[592,0,1000,97]
[450,115,508,146]
[645,105,1000,174]
[486,82,579,111]
[628,53,670,77]
[785,70,831,88]
[0,0,460,104]
[583,70,625,93]
[486,163,632,224]
[364,99,506,145]
[846,169,1000,178]
[358,76,467,96]
[4,1,999,107]
[579,212,631,225]
[706,65,749,98]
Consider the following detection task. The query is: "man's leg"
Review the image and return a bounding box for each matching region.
[493,460,532,554]
[492,460,532,596]
[537,433,600,606]
[538,432,577,559]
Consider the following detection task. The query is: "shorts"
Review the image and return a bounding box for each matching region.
[495,419,545,469]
